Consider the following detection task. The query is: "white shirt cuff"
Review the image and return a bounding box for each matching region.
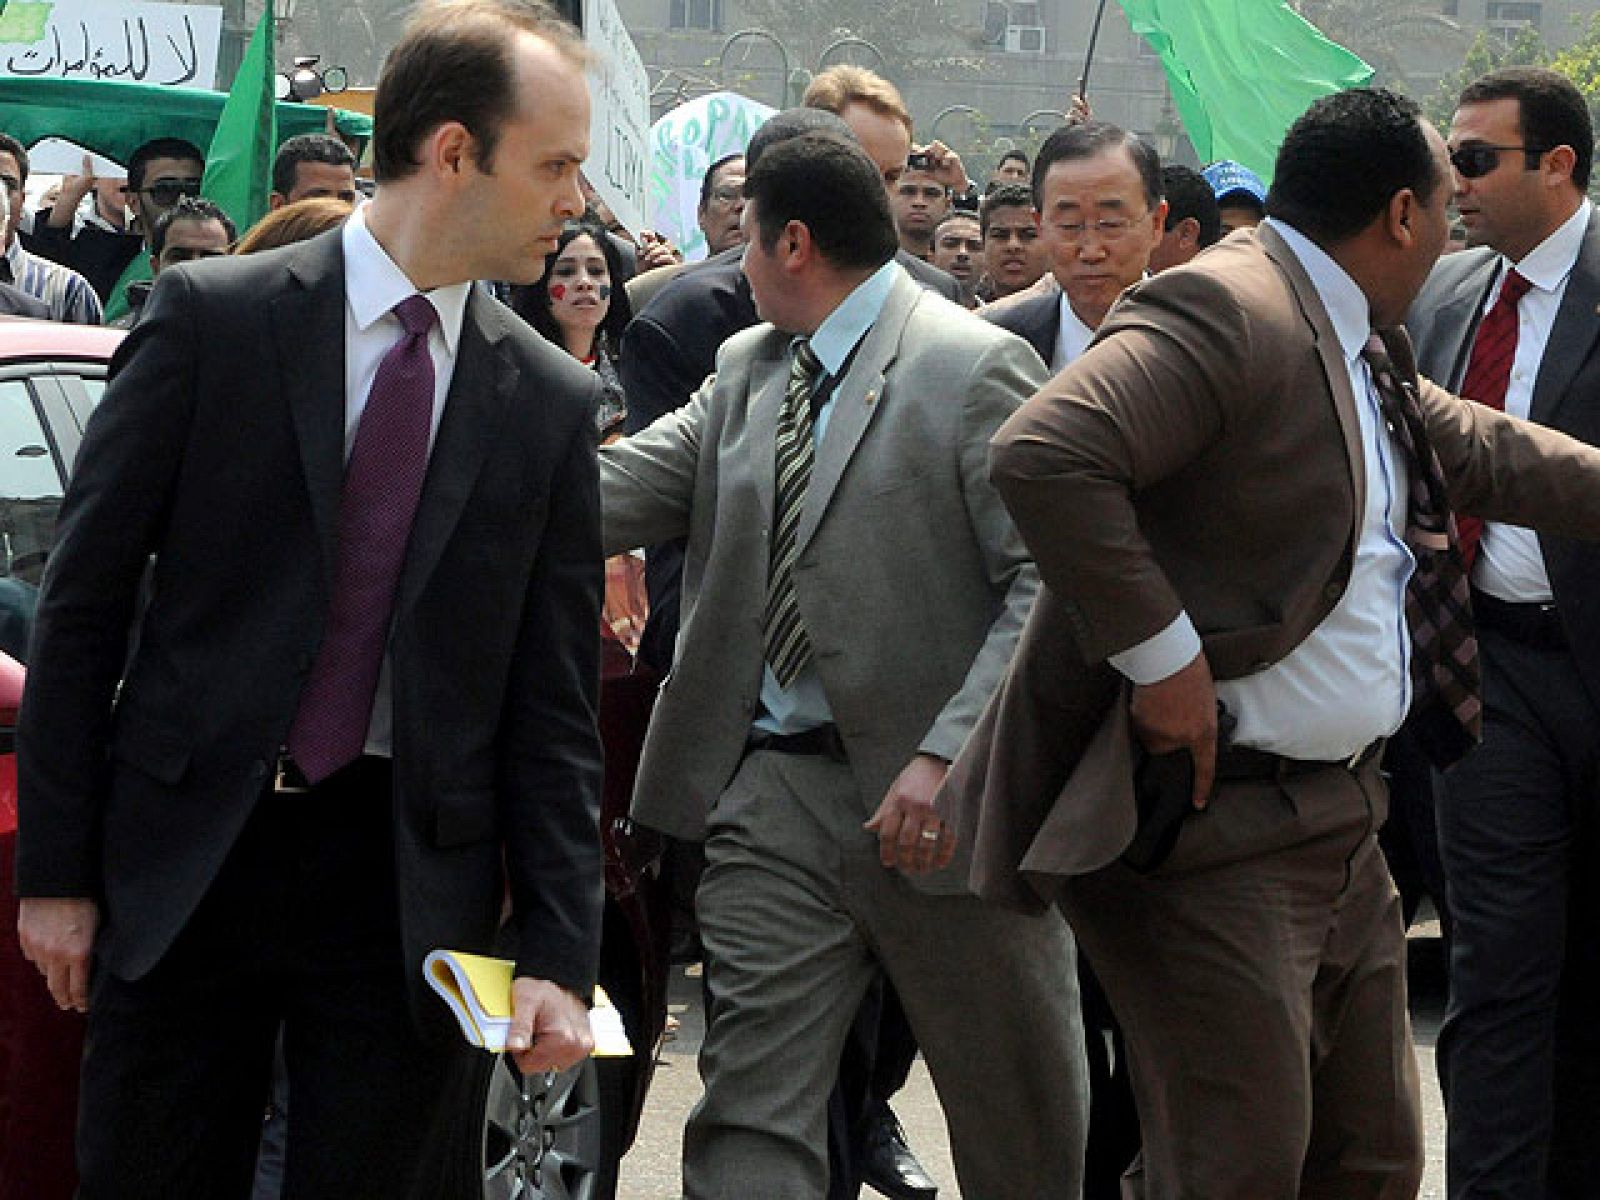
[1107,613,1202,685]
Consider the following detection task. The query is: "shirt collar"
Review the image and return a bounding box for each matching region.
[1505,197,1591,294]
[3,239,23,274]
[807,259,902,377]
[1265,217,1371,365]
[341,205,472,356]
[1056,289,1096,346]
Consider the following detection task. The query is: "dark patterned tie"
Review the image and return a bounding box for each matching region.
[1363,333,1482,765]
[287,294,438,783]
[764,339,824,688]
[1455,268,1532,568]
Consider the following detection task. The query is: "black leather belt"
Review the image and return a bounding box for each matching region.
[745,723,847,761]
[1214,738,1383,783]
[1472,587,1565,651]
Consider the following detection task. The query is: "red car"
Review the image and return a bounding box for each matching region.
[0,317,669,1200]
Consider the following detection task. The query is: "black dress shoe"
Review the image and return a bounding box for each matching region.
[857,1112,938,1200]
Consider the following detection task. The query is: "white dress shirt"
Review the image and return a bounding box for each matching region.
[754,259,902,735]
[1111,219,1417,760]
[340,206,473,756]
[1473,199,1591,605]
[1050,289,1097,373]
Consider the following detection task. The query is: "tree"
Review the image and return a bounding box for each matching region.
[1425,27,1549,131]
[1292,0,1465,90]
[1550,13,1600,108]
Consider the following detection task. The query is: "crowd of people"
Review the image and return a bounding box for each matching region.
[9,1,1600,1199]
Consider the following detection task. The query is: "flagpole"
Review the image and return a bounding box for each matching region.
[1077,0,1111,100]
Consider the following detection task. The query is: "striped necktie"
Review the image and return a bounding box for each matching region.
[764,339,824,688]
[1363,333,1482,766]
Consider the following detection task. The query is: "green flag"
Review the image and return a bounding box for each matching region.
[202,8,277,238]
[1116,0,1374,182]
[105,9,277,322]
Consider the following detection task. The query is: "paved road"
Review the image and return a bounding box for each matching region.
[616,931,1450,1199]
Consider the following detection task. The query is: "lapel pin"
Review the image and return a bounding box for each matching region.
[865,390,878,406]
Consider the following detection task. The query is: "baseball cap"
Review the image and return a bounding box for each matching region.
[1202,160,1268,205]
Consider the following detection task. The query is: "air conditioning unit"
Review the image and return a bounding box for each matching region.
[1005,25,1046,54]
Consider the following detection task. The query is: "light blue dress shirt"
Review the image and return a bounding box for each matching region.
[754,259,902,735]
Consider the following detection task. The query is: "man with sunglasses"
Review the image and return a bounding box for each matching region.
[26,137,204,304]
[1405,65,1600,1200]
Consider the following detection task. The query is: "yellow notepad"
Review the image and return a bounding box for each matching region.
[424,949,632,1058]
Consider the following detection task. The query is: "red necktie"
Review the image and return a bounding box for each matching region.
[287,294,437,783]
[1455,268,1532,568]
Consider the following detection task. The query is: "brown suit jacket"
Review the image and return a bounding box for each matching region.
[940,221,1600,912]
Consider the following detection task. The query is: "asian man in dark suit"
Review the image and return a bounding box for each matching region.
[14,2,605,1196]
[1406,66,1600,1199]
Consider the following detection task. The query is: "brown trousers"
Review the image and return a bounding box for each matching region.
[1061,757,1424,1200]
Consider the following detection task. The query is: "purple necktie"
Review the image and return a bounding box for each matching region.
[287,294,437,783]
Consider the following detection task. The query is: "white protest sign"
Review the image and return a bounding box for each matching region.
[0,1,223,89]
[647,91,774,262]
[582,0,649,235]
[26,136,125,177]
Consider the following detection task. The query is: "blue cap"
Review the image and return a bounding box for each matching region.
[1202,160,1267,205]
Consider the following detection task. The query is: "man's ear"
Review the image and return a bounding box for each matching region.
[1177,216,1201,249]
[1387,188,1417,246]
[782,219,813,270]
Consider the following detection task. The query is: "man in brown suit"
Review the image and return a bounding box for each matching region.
[933,88,1600,1198]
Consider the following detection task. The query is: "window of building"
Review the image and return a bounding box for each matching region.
[669,0,723,31]
[1486,2,1541,23]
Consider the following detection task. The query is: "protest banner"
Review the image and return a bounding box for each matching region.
[647,91,773,262]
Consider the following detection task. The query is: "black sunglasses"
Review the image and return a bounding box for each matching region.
[1449,142,1545,180]
[141,179,203,206]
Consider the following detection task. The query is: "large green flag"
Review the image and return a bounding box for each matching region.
[1116,0,1374,182]
[201,8,278,235]
[105,8,277,321]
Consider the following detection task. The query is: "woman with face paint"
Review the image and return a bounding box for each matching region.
[511,213,634,437]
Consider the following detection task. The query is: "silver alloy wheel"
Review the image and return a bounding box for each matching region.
[482,1057,603,1200]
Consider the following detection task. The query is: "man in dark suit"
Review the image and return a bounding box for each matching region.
[14,3,604,1195]
[937,88,1600,1199]
[1406,66,1600,1199]
[985,122,1164,373]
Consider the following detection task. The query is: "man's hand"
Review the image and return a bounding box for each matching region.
[18,897,99,1012]
[46,154,98,230]
[917,141,971,196]
[865,753,955,875]
[635,230,682,273]
[505,977,594,1076]
[1129,652,1218,809]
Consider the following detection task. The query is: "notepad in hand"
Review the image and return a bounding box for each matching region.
[424,949,633,1058]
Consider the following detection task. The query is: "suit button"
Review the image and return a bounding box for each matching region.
[1253,660,1272,672]
[1324,582,1342,601]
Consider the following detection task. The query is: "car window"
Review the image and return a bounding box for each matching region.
[0,378,65,663]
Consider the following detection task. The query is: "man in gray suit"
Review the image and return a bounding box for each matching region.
[1407,66,1600,1198]
[601,131,1088,1198]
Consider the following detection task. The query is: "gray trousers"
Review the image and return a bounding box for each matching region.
[683,748,1090,1200]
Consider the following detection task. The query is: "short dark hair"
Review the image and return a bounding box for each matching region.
[743,131,898,272]
[932,209,980,239]
[1459,66,1593,190]
[272,133,357,197]
[1160,164,1222,248]
[698,153,745,212]
[128,138,204,192]
[1267,88,1442,245]
[998,149,1029,172]
[151,196,236,257]
[979,182,1035,234]
[372,0,586,184]
[0,133,27,183]
[1032,121,1162,212]
[508,213,633,355]
[746,106,855,174]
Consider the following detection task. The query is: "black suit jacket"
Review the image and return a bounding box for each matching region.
[1405,210,1600,707]
[983,290,1058,368]
[15,230,606,1014]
